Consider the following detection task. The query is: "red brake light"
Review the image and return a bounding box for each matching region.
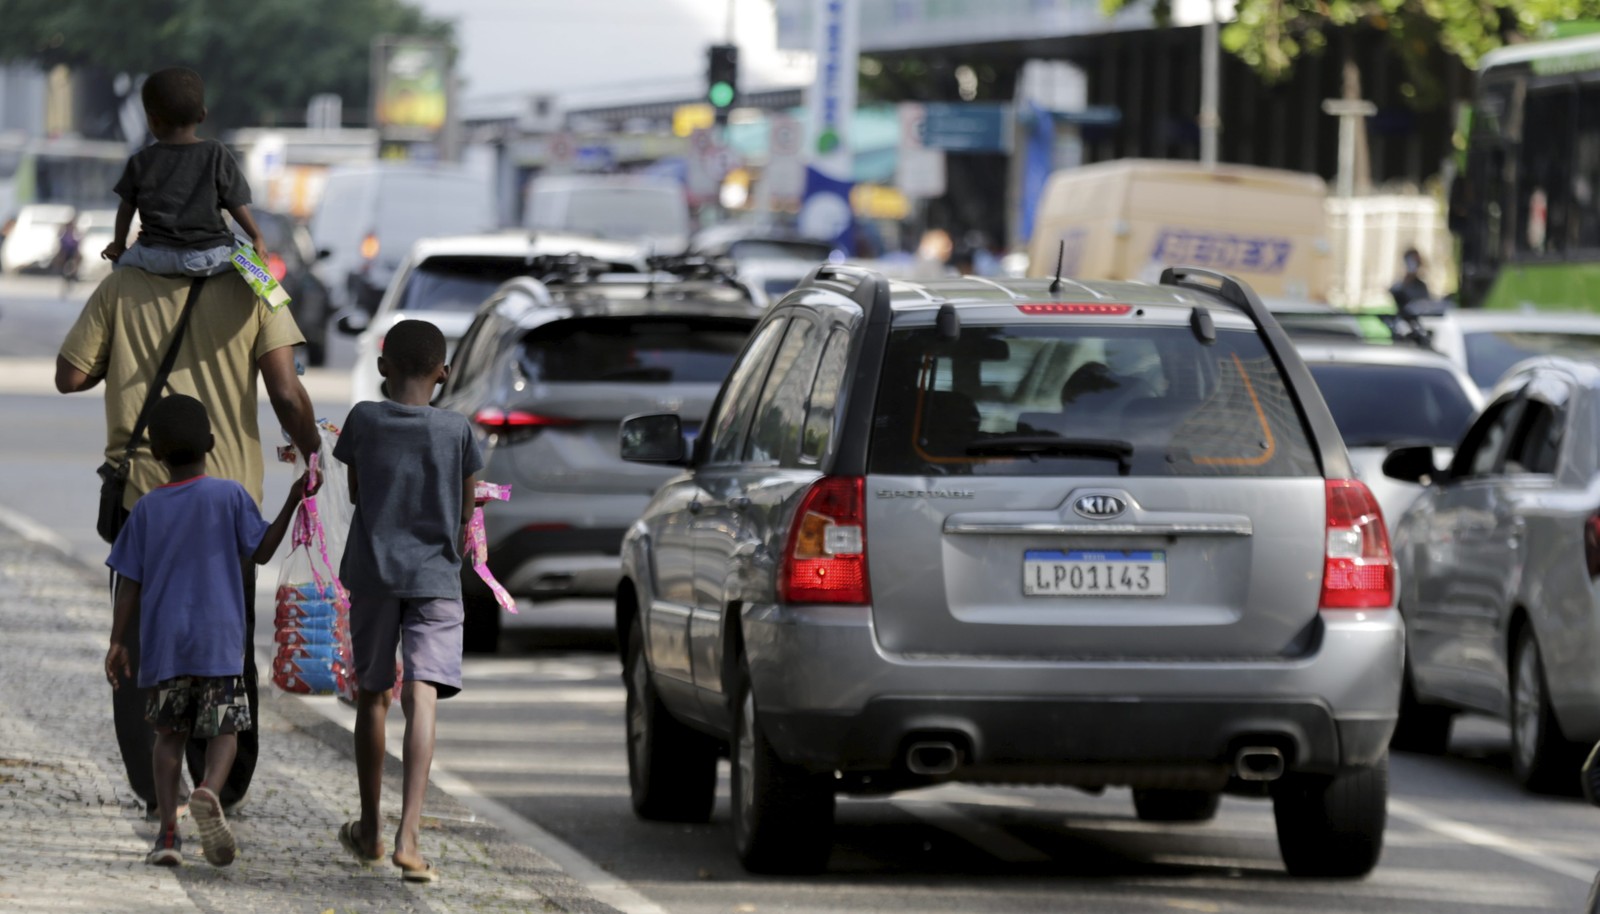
[1320,479,1394,609]
[473,408,580,430]
[780,476,870,605]
[1017,303,1133,315]
[265,253,287,281]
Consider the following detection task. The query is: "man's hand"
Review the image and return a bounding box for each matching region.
[105,642,132,690]
[101,241,125,262]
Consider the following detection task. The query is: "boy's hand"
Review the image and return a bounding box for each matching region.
[105,642,132,689]
[101,241,125,262]
[295,470,319,499]
[251,235,269,261]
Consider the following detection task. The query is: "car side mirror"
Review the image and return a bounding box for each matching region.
[1382,444,1441,485]
[335,308,369,336]
[620,413,688,465]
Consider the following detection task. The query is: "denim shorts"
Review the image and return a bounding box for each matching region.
[348,592,464,699]
[116,241,236,278]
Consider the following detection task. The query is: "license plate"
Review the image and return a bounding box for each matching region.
[1023,549,1167,597]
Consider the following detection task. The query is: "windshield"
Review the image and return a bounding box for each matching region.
[528,187,688,241]
[518,316,752,383]
[1463,329,1600,389]
[398,257,531,313]
[1308,362,1476,448]
[373,174,490,257]
[870,322,1319,477]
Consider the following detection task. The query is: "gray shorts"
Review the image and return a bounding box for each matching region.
[348,593,464,699]
[115,241,236,277]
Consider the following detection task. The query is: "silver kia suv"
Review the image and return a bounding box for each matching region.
[615,265,1401,878]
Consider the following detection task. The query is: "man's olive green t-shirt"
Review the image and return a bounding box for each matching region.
[60,269,304,510]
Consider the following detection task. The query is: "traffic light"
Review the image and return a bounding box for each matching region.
[707,44,739,125]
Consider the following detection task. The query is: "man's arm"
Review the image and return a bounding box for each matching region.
[257,345,320,460]
[55,354,100,393]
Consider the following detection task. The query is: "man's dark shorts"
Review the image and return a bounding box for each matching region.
[349,592,464,699]
[146,675,252,739]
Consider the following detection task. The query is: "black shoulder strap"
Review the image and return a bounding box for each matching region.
[121,275,209,463]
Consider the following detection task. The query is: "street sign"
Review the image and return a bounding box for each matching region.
[921,102,1012,153]
[766,114,806,207]
[896,103,946,199]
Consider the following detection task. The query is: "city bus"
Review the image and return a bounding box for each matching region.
[0,134,125,223]
[1454,31,1600,309]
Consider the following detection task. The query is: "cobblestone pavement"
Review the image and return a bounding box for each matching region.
[0,524,620,914]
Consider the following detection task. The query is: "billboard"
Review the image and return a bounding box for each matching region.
[371,37,449,139]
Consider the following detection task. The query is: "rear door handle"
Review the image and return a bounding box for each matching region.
[730,496,752,510]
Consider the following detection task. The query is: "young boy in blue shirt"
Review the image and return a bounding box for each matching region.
[333,319,482,882]
[106,395,305,867]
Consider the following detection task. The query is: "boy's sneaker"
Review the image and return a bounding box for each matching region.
[146,828,182,866]
[189,787,237,867]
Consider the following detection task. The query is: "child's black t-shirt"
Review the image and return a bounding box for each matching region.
[114,139,250,250]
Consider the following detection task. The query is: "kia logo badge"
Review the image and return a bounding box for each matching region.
[1074,494,1127,519]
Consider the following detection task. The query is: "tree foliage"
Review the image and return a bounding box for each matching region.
[1103,0,1599,94]
[0,0,452,132]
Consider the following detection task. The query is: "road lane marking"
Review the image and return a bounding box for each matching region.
[889,797,1052,863]
[1388,798,1595,884]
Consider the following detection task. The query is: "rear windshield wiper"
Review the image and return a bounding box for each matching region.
[965,435,1135,474]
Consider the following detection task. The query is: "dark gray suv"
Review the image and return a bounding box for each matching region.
[616,265,1401,878]
[437,261,761,652]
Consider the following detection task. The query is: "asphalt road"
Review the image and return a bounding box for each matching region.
[1,276,1596,913]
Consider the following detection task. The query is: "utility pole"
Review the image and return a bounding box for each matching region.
[1322,99,1376,197]
[1199,0,1220,167]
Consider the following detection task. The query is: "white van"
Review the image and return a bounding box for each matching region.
[1027,159,1330,301]
[311,162,496,312]
[522,173,689,255]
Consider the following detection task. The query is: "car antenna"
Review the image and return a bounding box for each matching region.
[1048,240,1065,295]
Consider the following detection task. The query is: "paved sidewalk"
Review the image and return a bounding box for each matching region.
[0,523,620,913]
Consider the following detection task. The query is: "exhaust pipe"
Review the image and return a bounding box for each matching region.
[906,741,960,776]
[1234,746,1285,781]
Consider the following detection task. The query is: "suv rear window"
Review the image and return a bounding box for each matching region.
[518,316,753,384]
[399,257,531,313]
[869,323,1319,478]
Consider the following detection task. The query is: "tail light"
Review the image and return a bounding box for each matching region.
[473,408,580,431]
[780,476,869,605]
[359,232,380,261]
[1320,479,1394,609]
[265,253,287,281]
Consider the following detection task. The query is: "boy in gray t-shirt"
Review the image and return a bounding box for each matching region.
[332,319,483,881]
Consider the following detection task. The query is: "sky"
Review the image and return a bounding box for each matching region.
[413,0,811,110]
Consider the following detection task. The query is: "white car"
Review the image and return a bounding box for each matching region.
[1422,309,1600,393]
[1,203,77,274]
[341,232,648,405]
[1296,340,1483,535]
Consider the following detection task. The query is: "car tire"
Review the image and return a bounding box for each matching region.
[1132,789,1220,823]
[462,595,501,655]
[624,616,717,822]
[1272,753,1387,878]
[731,654,834,874]
[1391,657,1454,755]
[1512,627,1584,794]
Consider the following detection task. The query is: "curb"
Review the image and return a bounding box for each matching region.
[0,505,631,914]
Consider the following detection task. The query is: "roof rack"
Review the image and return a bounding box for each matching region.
[797,262,890,315]
[1158,266,1269,326]
[643,253,754,298]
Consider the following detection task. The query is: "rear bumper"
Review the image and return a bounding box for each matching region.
[744,606,1402,778]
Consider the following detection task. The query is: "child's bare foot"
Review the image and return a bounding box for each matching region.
[338,820,383,864]
[392,845,438,882]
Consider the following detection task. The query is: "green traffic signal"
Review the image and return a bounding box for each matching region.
[709,81,735,108]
